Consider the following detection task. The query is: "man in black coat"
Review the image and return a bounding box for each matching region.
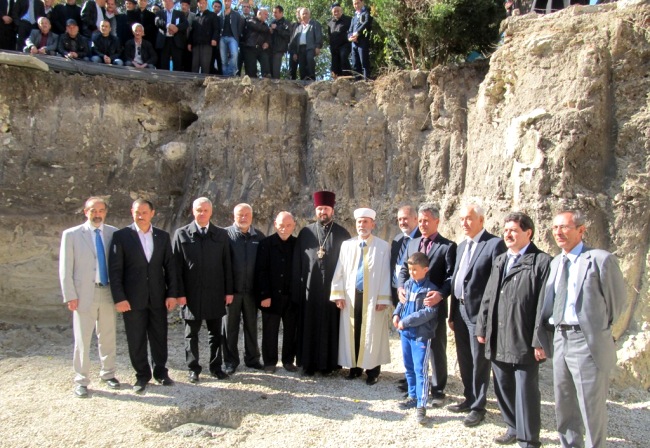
[223,203,265,374]
[255,211,298,373]
[50,0,80,35]
[172,197,233,383]
[109,198,178,394]
[79,0,106,39]
[476,212,551,446]
[127,0,156,48]
[391,205,420,307]
[155,0,188,70]
[1,0,17,51]
[124,22,157,68]
[188,0,220,74]
[327,3,351,77]
[241,8,270,78]
[398,203,456,406]
[269,4,290,79]
[447,203,507,427]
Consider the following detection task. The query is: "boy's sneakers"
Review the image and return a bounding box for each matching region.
[399,397,417,409]
[416,407,426,425]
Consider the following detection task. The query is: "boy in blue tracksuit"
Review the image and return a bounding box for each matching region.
[392,252,439,425]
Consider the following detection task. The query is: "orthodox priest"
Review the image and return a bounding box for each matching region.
[293,191,351,376]
[331,208,391,385]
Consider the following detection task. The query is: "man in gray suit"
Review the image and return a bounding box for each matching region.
[289,7,322,80]
[59,197,120,398]
[537,209,627,448]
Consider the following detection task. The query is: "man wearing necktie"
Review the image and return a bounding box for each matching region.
[172,197,233,383]
[331,208,392,385]
[397,203,456,404]
[476,212,551,446]
[59,197,120,398]
[536,209,627,447]
[447,203,506,426]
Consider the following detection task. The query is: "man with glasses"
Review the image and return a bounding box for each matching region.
[537,209,626,447]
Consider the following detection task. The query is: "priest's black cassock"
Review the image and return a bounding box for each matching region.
[292,221,351,373]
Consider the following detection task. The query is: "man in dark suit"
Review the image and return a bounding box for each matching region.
[255,211,298,373]
[0,0,17,51]
[172,197,233,383]
[447,203,507,427]
[109,198,178,394]
[398,203,456,406]
[347,0,371,80]
[154,0,188,71]
[50,0,80,36]
[536,209,627,447]
[476,212,551,446]
[391,205,421,307]
[12,0,45,51]
[23,16,57,54]
[128,0,156,48]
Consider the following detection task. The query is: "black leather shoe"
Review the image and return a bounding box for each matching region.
[346,368,362,380]
[247,362,264,370]
[74,385,88,398]
[101,377,120,389]
[463,410,486,427]
[494,432,517,445]
[264,365,276,373]
[283,363,298,372]
[133,379,148,394]
[155,375,174,386]
[210,370,229,380]
[447,400,472,413]
[366,376,379,385]
[224,366,237,375]
[188,371,199,383]
[302,369,315,376]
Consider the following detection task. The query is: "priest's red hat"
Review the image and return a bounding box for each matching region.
[313,191,336,208]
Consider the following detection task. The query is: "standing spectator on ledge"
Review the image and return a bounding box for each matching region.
[537,209,627,447]
[327,2,351,78]
[109,199,178,394]
[172,197,233,383]
[58,18,90,60]
[476,212,551,446]
[289,7,322,80]
[91,19,123,65]
[80,0,106,40]
[222,203,266,374]
[13,0,45,51]
[255,211,298,373]
[24,16,57,55]
[288,7,300,79]
[59,197,120,398]
[1,0,17,52]
[242,7,270,78]
[189,0,220,74]
[209,0,222,74]
[51,0,81,36]
[155,0,188,71]
[269,4,290,79]
[124,22,157,68]
[179,0,195,72]
[348,0,371,80]
[218,0,244,77]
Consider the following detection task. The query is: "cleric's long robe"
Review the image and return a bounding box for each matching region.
[292,221,351,372]
[330,234,392,370]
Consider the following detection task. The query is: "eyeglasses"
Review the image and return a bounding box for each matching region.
[551,225,577,232]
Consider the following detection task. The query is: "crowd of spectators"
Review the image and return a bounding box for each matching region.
[0,0,374,80]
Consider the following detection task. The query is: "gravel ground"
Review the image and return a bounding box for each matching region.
[0,318,648,448]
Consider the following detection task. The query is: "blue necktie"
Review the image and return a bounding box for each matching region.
[95,228,109,285]
[355,241,366,291]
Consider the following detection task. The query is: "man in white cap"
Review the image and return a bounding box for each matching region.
[331,207,391,385]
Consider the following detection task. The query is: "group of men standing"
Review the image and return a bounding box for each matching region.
[59,191,626,448]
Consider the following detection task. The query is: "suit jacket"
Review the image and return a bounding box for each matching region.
[127,7,156,47]
[449,230,506,324]
[535,245,627,370]
[390,228,421,303]
[50,3,81,35]
[24,28,58,53]
[172,222,233,321]
[108,223,178,311]
[255,233,296,315]
[12,0,45,24]
[80,0,105,38]
[348,6,371,45]
[124,38,157,65]
[289,19,322,53]
[218,9,244,43]
[398,233,456,319]
[59,223,117,313]
[155,8,188,49]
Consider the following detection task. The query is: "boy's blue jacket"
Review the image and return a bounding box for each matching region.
[393,277,439,341]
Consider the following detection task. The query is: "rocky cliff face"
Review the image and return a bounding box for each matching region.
[0,2,648,388]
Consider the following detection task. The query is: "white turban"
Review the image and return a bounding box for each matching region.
[354,208,376,220]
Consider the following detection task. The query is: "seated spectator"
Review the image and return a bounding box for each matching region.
[91,19,123,65]
[24,17,59,56]
[124,22,157,69]
[58,19,90,61]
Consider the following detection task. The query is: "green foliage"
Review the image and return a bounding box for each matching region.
[373,0,506,69]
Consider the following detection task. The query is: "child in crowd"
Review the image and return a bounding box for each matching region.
[392,252,439,425]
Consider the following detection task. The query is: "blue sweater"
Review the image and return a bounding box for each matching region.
[393,277,439,341]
